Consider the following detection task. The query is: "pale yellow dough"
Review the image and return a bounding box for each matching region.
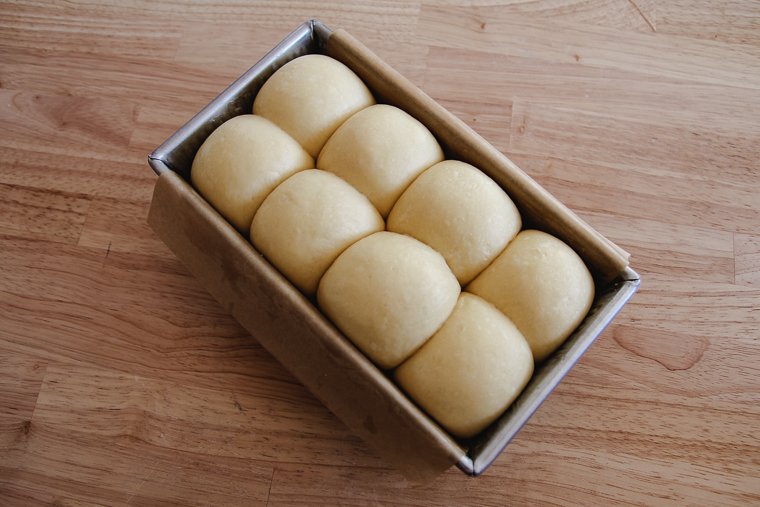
[253,54,375,158]
[317,104,444,217]
[468,230,595,362]
[396,293,533,438]
[387,160,521,285]
[190,115,313,233]
[317,232,460,369]
[250,170,384,294]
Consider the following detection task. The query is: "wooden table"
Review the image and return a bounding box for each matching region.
[2,2,759,505]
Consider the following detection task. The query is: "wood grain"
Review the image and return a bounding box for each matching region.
[1,1,759,505]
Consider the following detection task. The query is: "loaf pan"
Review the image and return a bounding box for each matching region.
[148,20,640,480]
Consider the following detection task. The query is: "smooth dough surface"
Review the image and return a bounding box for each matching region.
[396,293,534,438]
[387,160,521,285]
[468,230,595,362]
[190,115,313,232]
[251,170,384,294]
[253,55,375,158]
[317,232,460,369]
[317,104,444,217]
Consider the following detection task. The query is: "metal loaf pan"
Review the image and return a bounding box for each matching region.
[148,20,640,478]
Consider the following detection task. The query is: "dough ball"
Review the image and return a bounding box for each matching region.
[317,104,444,217]
[317,231,460,369]
[395,293,534,439]
[190,115,313,233]
[253,54,375,158]
[251,170,384,294]
[468,230,595,361]
[387,160,521,285]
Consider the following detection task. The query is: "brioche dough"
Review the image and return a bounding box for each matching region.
[190,115,313,232]
[317,104,444,217]
[251,170,384,294]
[253,55,375,158]
[387,160,521,285]
[317,232,460,369]
[396,293,533,438]
[468,230,595,361]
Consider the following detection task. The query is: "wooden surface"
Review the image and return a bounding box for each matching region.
[1,1,759,505]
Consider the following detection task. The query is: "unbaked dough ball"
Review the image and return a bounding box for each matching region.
[317,232,460,369]
[317,104,444,217]
[253,54,375,158]
[387,160,521,285]
[468,230,595,362]
[190,115,313,232]
[251,170,384,294]
[396,293,533,438]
